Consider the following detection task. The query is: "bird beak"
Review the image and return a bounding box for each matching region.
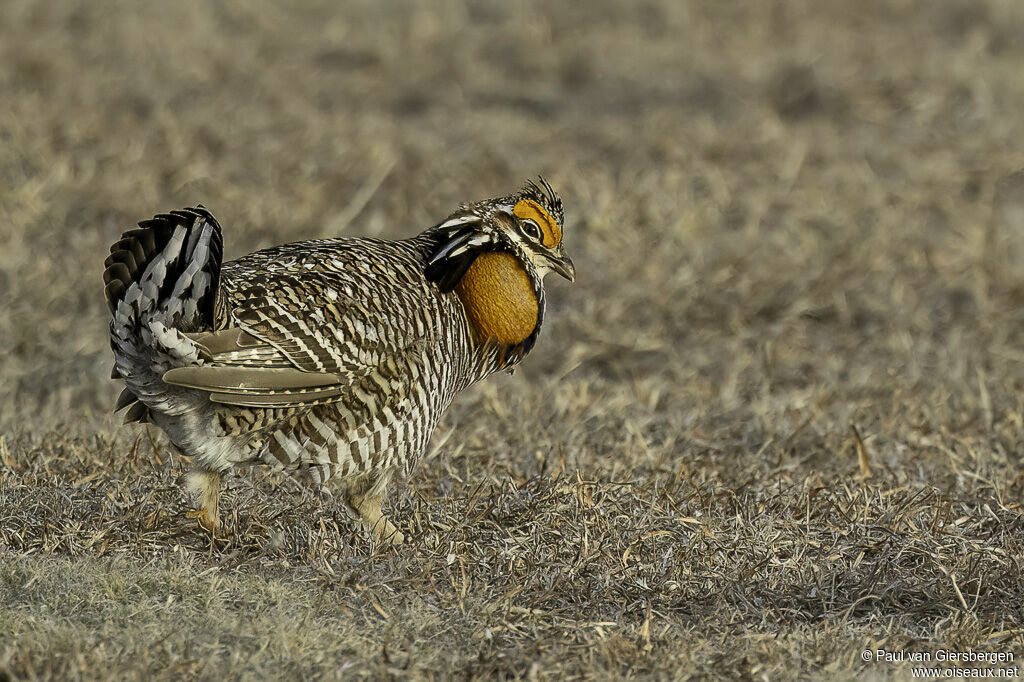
[549,250,576,282]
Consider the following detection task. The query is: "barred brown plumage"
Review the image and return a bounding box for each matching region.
[103,179,574,544]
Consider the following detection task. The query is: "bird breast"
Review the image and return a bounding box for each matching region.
[454,252,538,346]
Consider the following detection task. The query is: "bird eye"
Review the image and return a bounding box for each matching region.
[520,219,541,241]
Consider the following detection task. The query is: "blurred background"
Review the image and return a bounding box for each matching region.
[3,0,1024,448]
[3,1,1024,675]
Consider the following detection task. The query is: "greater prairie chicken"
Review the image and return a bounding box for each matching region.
[103,179,574,543]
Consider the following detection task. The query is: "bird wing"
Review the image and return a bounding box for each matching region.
[162,266,433,408]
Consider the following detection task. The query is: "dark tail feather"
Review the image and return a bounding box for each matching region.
[103,205,224,331]
[105,206,225,419]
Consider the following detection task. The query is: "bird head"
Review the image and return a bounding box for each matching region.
[425,177,575,292]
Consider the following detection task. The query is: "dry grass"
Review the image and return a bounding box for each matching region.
[3,0,1024,679]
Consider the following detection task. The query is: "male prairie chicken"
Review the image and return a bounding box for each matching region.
[103,179,574,544]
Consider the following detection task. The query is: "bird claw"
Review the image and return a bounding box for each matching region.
[186,508,219,534]
[372,520,405,546]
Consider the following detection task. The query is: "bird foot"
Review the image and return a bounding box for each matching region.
[186,508,219,534]
[349,490,404,545]
[185,470,222,535]
[367,516,405,545]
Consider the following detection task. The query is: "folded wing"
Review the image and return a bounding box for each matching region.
[162,268,430,409]
[161,327,358,407]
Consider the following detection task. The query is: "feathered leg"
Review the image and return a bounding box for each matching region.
[353,492,404,545]
[186,470,222,533]
[347,476,403,545]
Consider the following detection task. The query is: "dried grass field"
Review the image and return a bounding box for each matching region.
[3,0,1024,679]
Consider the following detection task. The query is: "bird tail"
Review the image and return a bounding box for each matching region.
[104,207,224,422]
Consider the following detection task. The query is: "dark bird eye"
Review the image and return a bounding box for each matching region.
[520,219,541,241]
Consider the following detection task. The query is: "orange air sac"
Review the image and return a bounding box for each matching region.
[454,252,539,346]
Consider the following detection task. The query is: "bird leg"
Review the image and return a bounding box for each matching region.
[185,470,221,533]
[350,490,404,545]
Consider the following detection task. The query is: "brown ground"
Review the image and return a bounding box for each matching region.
[3,0,1024,679]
